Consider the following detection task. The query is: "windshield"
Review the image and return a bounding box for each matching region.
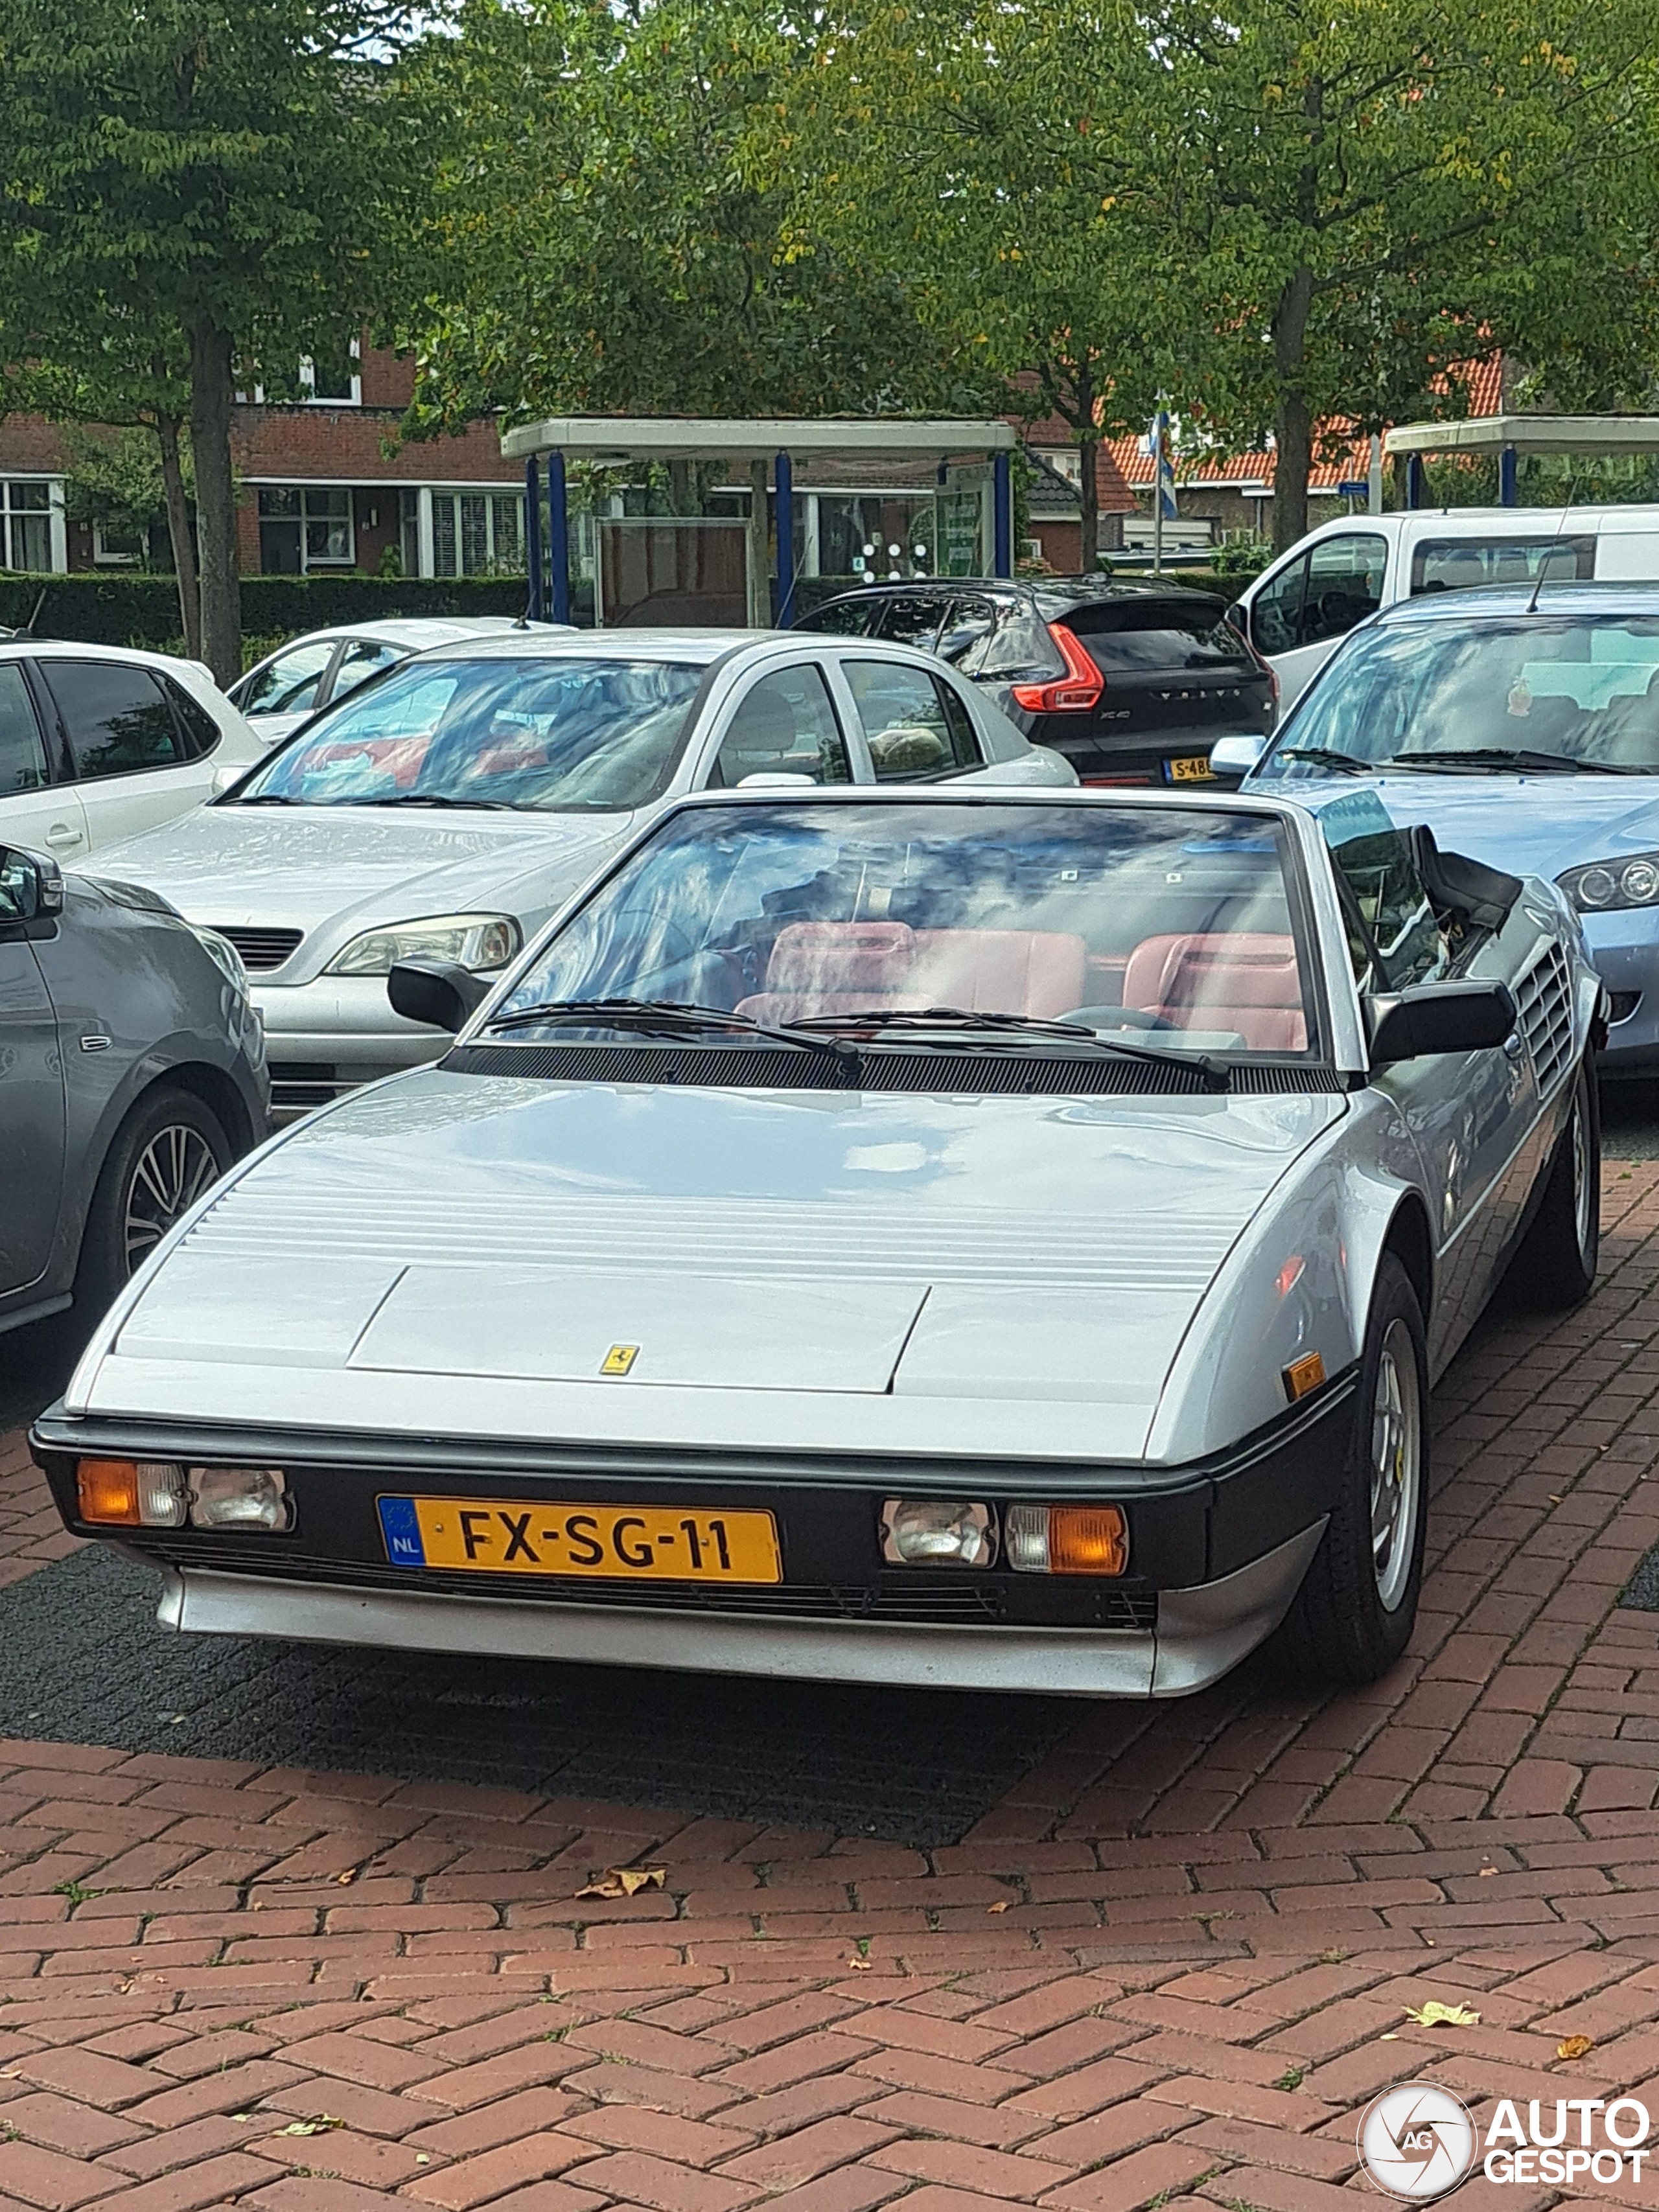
[492,801,1319,1058]
[235,654,706,811]
[1272,618,1659,776]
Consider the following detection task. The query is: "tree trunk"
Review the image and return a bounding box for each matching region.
[747,457,770,626]
[189,318,241,684]
[1078,438,1100,573]
[1270,264,1316,551]
[155,413,201,662]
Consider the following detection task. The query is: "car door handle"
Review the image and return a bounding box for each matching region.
[43,822,83,849]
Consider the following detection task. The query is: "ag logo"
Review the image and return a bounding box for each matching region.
[1358,2082,1478,2200]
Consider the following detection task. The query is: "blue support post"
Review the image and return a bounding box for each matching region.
[1500,445,1518,507]
[774,452,795,627]
[548,451,570,625]
[992,449,1012,578]
[524,457,543,621]
[1407,454,1426,510]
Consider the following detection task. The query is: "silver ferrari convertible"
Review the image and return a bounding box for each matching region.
[33,785,1602,1697]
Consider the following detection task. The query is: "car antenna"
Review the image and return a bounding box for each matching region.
[1526,470,1575,616]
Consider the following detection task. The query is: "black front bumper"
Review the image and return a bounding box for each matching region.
[31,1376,1356,1634]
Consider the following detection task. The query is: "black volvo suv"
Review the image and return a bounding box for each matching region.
[798,577,1276,784]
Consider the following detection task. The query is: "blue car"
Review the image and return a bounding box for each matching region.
[1229,582,1659,1074]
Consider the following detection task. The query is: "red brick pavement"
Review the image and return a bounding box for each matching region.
[1,1166,1659,2203]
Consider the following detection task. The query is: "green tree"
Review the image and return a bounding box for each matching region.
[0,0,415,678]
[390,0,980,437]
[1141,0,1659,545]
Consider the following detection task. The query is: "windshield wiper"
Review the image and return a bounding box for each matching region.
[785,1007,1231,1089]
[345,792,516,809]
[1274,744,1378,774]
[483,997,856,1061]
[1387,746,1640,777]
[235,792,302,805]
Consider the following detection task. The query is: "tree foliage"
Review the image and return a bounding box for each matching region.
[0,0,416,676]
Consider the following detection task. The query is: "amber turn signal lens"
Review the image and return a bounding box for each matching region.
[1048,1505,1129,1576]
[1283,1351,1327,1403]
[76,1459,141,1525]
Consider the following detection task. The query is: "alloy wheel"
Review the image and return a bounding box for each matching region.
[123,1124,220,1274]
[1570,1085,1592,1264]
[1369,1317,1422,1613]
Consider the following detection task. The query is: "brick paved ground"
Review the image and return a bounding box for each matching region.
[3,1165,1659,2205]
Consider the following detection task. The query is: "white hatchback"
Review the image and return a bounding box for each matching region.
[228,616,572,747]
[0,640,262,864]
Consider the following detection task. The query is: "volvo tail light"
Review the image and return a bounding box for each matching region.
[1010,625,1104,714]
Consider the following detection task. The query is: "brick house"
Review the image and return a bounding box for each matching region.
[0,345,528,581]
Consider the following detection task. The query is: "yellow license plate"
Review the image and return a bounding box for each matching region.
[1166,754,1216,783]
[376,1495,782,1583]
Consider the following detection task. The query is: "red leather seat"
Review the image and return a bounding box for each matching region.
[735,921,1086,1022]
[1122,932,1306,1051]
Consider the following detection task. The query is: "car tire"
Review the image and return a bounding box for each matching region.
[1511,1059,1600,1309]
[1274,1254,1428,1688]
[75,1086,234,1315]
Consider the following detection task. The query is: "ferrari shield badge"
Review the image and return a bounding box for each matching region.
[601,1344,640,1377]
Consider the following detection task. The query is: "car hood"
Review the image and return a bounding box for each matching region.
[76,1072,1347,1462]
[84,805,635,941]
[1262,768,1659,882]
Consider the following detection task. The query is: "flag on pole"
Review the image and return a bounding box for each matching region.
[1154,411,1178,519]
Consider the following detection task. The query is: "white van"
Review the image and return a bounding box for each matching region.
[1230,505,1659,710]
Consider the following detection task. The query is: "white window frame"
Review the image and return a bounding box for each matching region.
[299,337,363,406]
[1,478,67,573]
[91,518,145,566]
[426,487,526,577]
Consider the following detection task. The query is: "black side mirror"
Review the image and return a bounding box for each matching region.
[388,959,491,1035]
[1369,978,1517,1066]
[0,847,64,932]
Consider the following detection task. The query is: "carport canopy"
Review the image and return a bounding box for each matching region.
[1384,413,1659,508]
[500,414,1020,625]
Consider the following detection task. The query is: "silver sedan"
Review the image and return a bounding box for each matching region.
[89,630,1074,1114]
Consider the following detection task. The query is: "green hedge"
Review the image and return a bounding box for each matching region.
[0,570,535,651]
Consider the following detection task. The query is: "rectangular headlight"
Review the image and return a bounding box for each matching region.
[188,1467,291,1532]
[1006,1504,1128,1575]
[880,1499,997,1567]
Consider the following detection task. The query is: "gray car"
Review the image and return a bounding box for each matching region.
[1,844,271,1335]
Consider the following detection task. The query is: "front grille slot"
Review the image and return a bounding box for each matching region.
[1516,943,1573,1096]
[215,926,303,973]
[443,1041,1343,1096]
[141,1544,1159,1631]
[269,1063,344,1115]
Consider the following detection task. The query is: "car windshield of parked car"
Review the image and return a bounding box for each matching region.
[1272,617,1659,775]
[234,655,706,812]
[491,801,1318,1059]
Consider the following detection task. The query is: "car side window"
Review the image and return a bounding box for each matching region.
[938,593,1001,671]
[1299,534,1387,647]
[976,605,1057,680]
[1250,554,1308,656]
[709,664,852,786]
[239,639,336,717]
[798,598,877,637]
[876,594,947,653]
[161,678,221,760]
[41,660,183,782]
[1325,816,1450,991]
[1410,534,1595,594]
[0,664,49,796]
[331,638,406,706]
[845,660,980,779]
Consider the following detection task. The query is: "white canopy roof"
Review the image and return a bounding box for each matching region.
[501,415,1017,465]
[1386,413,1659,458]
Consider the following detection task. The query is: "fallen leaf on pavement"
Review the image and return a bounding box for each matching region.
[577,1865,666,1900]
[1478,1866,1498,1876]
[987,1900,1010,1913]
[334,1869,358,1885]
[1404,2001,1480,2027]
[847,1956,873,1970]
[1380,2033,1399,2042]
[1557,2035,1595,2060]
[277,2118,345,2137]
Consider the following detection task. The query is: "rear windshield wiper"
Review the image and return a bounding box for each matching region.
[483,997,856,1060]
[1387,746,1641,776]
[785,1006,1231,1089]
[1273,744,1378,774]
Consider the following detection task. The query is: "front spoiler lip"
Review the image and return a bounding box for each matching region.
[152,1522,1327,1699]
